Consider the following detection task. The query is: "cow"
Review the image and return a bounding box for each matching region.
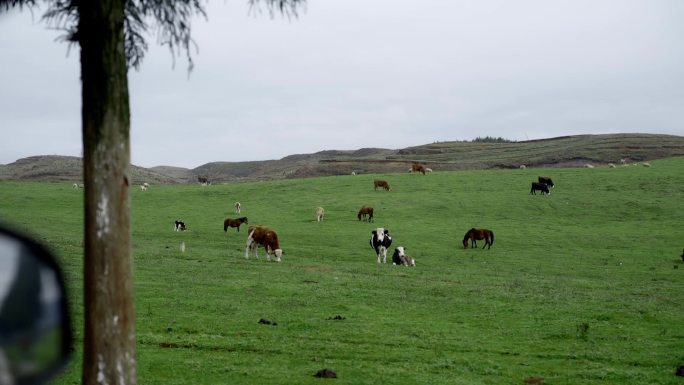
[174,220,186,231]
[315,207,325,222]
[357,206,374,222]
[370,228,392,264]
[392,246,415,266]
[197,175,211,186]
[538,176,555,188]
[373,179,390,191]
[530,182,550,195]
[235,202,241,214]
[409,163,426,175]
[245,225,283,262]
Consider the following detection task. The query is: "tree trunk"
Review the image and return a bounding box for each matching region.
[78,1,137,384]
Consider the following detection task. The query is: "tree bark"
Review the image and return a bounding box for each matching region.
[78,1,136,384]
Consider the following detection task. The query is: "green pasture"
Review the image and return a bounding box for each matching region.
[1,158,683,384]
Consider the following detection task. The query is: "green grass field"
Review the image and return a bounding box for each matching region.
[1,158,683,384]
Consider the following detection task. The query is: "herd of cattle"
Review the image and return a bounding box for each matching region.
[168,168,558,266]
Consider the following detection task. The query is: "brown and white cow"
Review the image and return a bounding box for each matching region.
[373,179,391,191]
[245,225,283,262]
[409,163,426,175]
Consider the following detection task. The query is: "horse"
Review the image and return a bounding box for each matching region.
[462,228,494,249]
[224,217,248,232]
[357,206,374,222]
[373,179,390,191]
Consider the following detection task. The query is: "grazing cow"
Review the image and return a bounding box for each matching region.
[409,163,427,175]
[197,175,211,186]
[224,217,248,232]
[370,228,392,263]
[174,220,186,232]
[373,179,391,191]
[357,206,374,222]
[392,246,415,266]
[462,228,494,249]
[530,182,550,195]
[235,201,241,214]
[538,176,555,188]
[315,207,325,222]
[245,225,283,262]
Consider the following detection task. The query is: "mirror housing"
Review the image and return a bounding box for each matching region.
[0,225,72,385]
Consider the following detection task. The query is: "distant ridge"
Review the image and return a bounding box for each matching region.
[2,134,683,183]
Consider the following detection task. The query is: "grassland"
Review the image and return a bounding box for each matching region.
[1,158,683,384]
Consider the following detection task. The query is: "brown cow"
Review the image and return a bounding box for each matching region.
[409,163,426,175]
[373,179,390,191]
[245,225,283,262]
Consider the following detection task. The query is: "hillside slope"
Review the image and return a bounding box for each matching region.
[2,133,683,183]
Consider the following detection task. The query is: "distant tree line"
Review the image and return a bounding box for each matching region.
[471,136,515,143]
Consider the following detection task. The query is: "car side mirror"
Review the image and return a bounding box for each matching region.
[0,225,72,385]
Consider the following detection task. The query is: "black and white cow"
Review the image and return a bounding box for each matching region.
[174,220,187,231]
[530,182,550,195]
[370,228,392,263]
[392,246,415,266]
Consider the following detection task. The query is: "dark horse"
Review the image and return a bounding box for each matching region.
[462,228,494,249]
[224,217,248,232]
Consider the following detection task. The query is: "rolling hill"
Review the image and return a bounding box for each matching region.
[2,133,683,183]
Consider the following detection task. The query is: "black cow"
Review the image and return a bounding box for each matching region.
[174,220,187,231]
[370,228,392,264]
[538,176,555,188]
[530,182,550,195]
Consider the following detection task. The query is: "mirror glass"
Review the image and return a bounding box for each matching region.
[0,230,70,385]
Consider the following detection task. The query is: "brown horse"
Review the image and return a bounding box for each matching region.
[224,217,248,232]
[462,228,494,249]
[357,206,374,222]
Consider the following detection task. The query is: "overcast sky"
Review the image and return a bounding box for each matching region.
[1,1,683,169]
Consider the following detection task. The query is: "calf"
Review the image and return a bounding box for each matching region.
[392,246,415,266]
[373,179,391,191]
[315,207,325,222]
[530,182,550,195]
[174,220,187,231]
[245,225,283,262]
[538,176,554,188]
[370,228,392,263]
